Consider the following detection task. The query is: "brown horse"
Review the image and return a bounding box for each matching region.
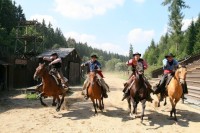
[167,65,187,121]
[33,63,67,112]
[87,71,104,115]
[127,72,149,122]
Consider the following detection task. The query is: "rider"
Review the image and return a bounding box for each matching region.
[153,53,179,100]
[81,53,109,100]
[122,52,153,102]
[42,52,68,89]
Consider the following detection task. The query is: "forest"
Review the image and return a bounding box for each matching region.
[1,0,200,73]
[0,0,128,71]
[143,0,200,71]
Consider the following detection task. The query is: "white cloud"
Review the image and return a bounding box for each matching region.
[128,28,155,44]
[127,28,155,54]
[30,14,57,28]
[54,0,124,19]
[133,0,145,4]
[64,32,127,55]
[182,17,198,31]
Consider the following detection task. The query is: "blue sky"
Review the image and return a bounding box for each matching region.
[14,0,200,56]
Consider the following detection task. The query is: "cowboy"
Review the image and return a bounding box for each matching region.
[43,53,68,89]
[81,53,109,100]
[122,52,153,102]
[153,53,179,100]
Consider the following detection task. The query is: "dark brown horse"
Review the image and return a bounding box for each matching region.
[127,72,149,122]
[33,63,67,111]
[87,71,104,115]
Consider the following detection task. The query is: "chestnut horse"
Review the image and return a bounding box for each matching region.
[127,72,149,122]
[33,63,67,112]
[167,65,187,121]
[87,72,104,115]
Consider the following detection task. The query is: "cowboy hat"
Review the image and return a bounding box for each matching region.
[133,52,141,57]
[90,53,98,58]
[50,52,58,57]
[165,53,175,58]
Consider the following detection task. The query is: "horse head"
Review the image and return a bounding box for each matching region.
[33,63,46,80]
[176,64,187,84]
[89,71,97,87]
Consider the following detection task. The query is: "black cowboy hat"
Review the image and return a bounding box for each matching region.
[90,53,98,58]
[50,52,58,57]
[165,53,175,58]
[133,52,141,57]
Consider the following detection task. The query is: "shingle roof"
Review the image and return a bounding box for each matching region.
[37,48,75,58]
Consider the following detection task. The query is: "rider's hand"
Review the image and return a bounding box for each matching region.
[132,59,137,65]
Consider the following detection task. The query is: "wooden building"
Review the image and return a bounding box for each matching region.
[37,48,81,85]
[0,47,81,90]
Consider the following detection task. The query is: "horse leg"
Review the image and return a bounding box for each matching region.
[101,97,104,110]
[91,98,97,115]
[156,94,161,107]
[173,99,179,121]
[98,99,103,111]
[169,97,178,121]
[141,99,146,122]
[127,97,131,113]
[96,99,99,109]
[56,95,61,112]
[131,98,138,118]
[38,92,47,106]
[52,96,57,106]
[164,97,167,106]
[181,94,184,104]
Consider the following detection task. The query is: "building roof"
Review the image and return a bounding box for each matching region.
[37,48,75,58]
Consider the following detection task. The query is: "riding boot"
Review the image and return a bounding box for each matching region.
[122,88,130,101]
[102,88,108,98]
[98,79,108,98]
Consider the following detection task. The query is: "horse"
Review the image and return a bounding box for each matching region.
[126,71,150,122]
[87,71,104,115]
[157,65,187,121]
[33,63,67,112]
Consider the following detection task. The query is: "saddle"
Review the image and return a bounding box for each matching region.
[49,68,68,86]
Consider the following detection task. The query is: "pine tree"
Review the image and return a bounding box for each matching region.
[162,0,189,54]
[185,21,196,55]
[129,44,133,59]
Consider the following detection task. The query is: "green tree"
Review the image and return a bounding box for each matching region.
[162,0,189,54]
[129,44,133,59]
[184,21,196,55]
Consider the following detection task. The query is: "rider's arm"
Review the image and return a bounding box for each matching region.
[143,60,148,70]
[126,59,135,66]
[162,59,168,67]
[43,56,52,61]
[49,58,62,65]
[95,61,101,70]
[81,61,90,67]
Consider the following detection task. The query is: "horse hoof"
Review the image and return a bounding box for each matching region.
[42,103,48,107]
[52,103,57,106]
[56,108,60,112]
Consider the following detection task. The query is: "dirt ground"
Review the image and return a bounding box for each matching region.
[0,73,200,133]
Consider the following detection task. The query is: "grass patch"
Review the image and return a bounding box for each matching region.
[26,93,38,100]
